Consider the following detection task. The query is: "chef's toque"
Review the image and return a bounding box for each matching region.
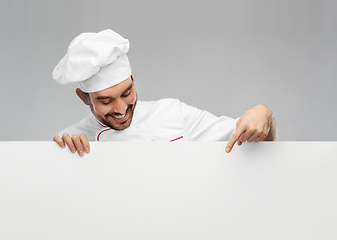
[52,29,131,93]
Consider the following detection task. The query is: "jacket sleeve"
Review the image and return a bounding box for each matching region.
[57,114,100,141]
[179,101,238,141]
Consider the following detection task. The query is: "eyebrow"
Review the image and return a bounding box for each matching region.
[96,96,111,100]
[96,83,133,100]
[123,83,133,94]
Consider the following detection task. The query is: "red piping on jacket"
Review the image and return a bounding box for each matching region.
[96,118,107,128]
[97,129,183,142]
[170,136,183,142]
[97,128,112,141]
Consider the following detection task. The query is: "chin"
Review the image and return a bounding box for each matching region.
[111,118,132,131]
[105,104,135,131]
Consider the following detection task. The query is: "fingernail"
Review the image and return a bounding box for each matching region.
[71,148,76,153]
[79,150,84,156]
[225,147,230,153]
[85,147,90,153]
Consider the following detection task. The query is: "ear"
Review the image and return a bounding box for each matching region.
[76,88,90,106]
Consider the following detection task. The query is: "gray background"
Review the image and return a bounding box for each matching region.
[1,0,336,141]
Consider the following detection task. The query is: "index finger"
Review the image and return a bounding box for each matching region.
[79,134,90,153]
[225,129,242,153]
[53,135,65,148]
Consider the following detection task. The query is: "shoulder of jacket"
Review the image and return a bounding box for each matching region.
[154,98,181,105]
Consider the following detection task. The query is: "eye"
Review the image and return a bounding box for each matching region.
[122,89,131,97]
[100,100,111,105]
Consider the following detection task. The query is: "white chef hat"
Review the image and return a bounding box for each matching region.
[52,29,131,93]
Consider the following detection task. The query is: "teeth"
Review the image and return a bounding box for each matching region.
[113,113,126,119]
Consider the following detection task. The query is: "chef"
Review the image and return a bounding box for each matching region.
[53,29,278,156]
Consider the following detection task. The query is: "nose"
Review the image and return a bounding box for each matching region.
[112,98,128,115]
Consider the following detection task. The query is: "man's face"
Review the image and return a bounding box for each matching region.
[86,77,137,131]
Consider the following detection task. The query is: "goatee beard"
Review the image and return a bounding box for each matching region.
[103,101,137,131]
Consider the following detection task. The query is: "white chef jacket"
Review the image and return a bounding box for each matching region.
[58,98,237,142]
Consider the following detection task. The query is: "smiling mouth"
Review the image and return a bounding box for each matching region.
[110,112,129,123]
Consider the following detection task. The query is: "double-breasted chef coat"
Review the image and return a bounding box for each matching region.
[58,98,237,142]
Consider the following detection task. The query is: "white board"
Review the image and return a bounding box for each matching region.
[0,141,336,239]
